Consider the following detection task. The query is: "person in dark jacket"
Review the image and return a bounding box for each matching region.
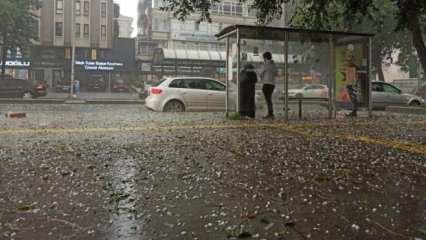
[239,64,258,119]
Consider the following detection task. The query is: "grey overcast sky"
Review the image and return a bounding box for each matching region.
[114,0,138,37]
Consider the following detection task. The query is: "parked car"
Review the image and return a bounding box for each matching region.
[371,81,424,109]
[112,79,129,92]
[32,82,47,98]
[0,76,46,98]
[88,77,106,92]
[145,77,261,112]
[280,84,329,99]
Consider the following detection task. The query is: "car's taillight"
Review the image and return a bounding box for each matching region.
[151,88,162,95]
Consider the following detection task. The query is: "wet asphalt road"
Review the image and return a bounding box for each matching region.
[0,104,425,240]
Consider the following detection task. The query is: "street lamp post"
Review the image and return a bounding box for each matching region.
[70,0,75,97]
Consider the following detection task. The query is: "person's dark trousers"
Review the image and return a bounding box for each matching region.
[346,85,358,115]
[263,84,275,116]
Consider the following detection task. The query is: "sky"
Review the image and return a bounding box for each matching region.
[114,0,139,37]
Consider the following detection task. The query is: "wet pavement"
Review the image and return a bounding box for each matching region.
[0,104,425,240]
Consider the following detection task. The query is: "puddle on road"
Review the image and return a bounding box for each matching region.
[109,156,140,240]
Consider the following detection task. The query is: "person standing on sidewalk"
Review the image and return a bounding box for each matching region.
[259,52,278,119]
[239,64,258,119]
[346,84,358,117]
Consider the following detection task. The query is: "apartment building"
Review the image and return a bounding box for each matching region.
[28,0,135,92]
[116,15,134,38]
[136,0,258,81]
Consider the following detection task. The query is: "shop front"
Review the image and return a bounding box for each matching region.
[30,38,135,92]
[151,48,226,82]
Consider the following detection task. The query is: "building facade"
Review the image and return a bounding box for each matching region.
[116,15,134,38]
[26,0,135,92]
[136,0,258,81]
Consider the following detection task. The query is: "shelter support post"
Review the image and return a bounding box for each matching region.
[226,37,230,117]
[284,31,289,121]
[328,35,336,119]
[368,37,373,118]
[236,29,241,113]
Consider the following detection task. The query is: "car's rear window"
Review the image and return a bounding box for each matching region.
[153,79,166,87]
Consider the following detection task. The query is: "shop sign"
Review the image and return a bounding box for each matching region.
[75,60,124,71]
[0,60,31,68]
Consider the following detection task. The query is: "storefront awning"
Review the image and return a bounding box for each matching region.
[153,48,302,66]
[153,48,225,66]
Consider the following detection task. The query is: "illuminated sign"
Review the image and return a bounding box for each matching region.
[0,60,31,67]
[75,60,124,71]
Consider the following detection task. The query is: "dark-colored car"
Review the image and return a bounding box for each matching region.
[0,76,47,98]
[112,79,129,92]
[32,82,48,97]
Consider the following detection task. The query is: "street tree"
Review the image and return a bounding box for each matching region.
[0,0,40,79]
[160,0,426,80]
[291,0,409,81]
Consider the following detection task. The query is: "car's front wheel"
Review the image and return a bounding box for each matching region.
[409,101,421,106]
[163,100,185,112]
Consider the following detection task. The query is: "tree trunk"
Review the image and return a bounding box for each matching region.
[404,3,426,81]
[375,57,385,81]
[1,45,6,80]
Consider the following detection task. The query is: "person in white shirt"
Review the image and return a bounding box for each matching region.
[258,52,278,119]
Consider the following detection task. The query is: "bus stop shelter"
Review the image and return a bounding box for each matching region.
[216,24,374,120]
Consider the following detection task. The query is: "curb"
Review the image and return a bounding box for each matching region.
[0,99,145,105]
[85,100,144,104]
[386,106,426,115]
[0,99,65,104]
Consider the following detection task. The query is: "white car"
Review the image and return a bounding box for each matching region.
[371,81,425,109]
[145,77,231,112]
[285,84,329,98]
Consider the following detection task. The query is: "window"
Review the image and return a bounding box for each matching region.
[83,49,90,58]
[101,25,107,40]
[223,3,231,14]
[169,79,186,88]
[75,23,81,37]
[153,18,160,31]
[83,24,89,38]
[101,2,107,18]
[84,1,90,16]
[372,83,384,92]
[206,80,225,91]
[55,22,63,37]
[195,22,200,31]
[185,79,207,90]
[56,0,63,14]
[383,84,401,94]
[75,1,81,15]
[33,19,40,41]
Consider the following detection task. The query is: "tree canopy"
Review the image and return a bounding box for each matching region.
[0,0,40,78]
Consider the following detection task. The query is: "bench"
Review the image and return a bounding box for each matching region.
[285,97,330,119]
